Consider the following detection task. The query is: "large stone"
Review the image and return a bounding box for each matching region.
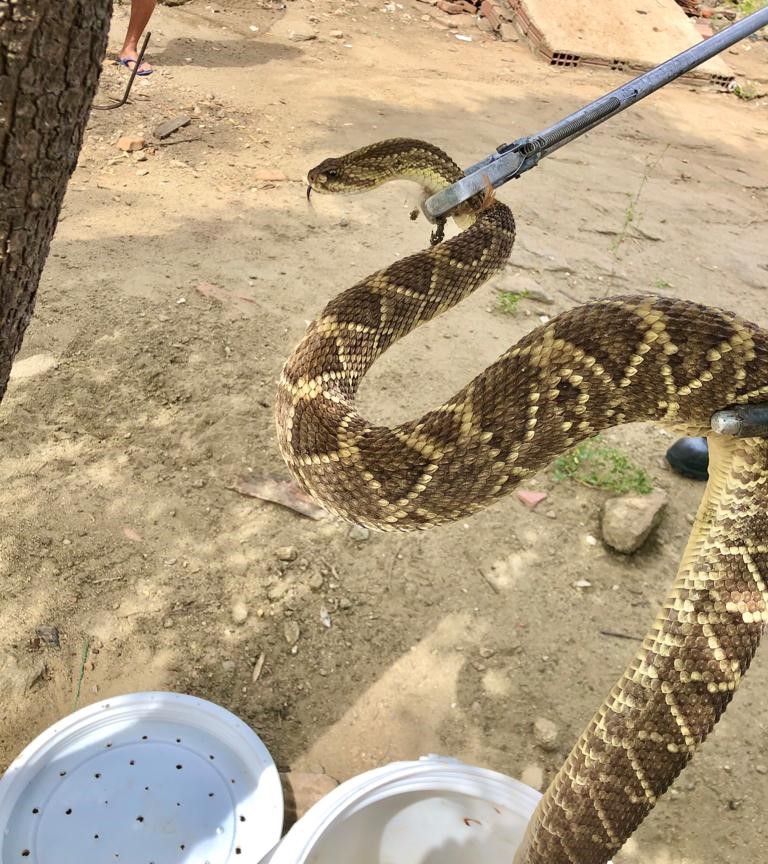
[601,490,668,554]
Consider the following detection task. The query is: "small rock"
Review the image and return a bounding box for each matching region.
[533,717,559,752]
[572,578,592,590]
[601,490,668,554]
[308,572,324,590]
[136,168,150,177]
[284,620,301,645]
[728,798,742,811]
[525,287,554,305]
[348,524,370,541]
[437,0,464,12]
[329,29,344,37]
[515,489,548,510]
[231,601,249,625]
[520,763,544,791]
[36,625,60,647]
[755,764,768,775]
[276,546,298,562]
[339,597,352,610]
[116,135,146,152]
[268,581,290,602]
[289,27,317,42]
[280,772,339,827]
[499,22,518,41]
[0,653,46,700]
[153,114,191,140]
[221,659,236,672]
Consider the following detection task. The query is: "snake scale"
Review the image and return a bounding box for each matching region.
[275,139,768,864]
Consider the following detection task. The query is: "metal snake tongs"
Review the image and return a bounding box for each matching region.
[422,7,768,439]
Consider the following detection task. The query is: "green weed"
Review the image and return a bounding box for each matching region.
[498,289,529,315]
[553,438,653,494]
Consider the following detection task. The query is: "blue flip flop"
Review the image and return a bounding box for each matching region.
[118,57,153,76]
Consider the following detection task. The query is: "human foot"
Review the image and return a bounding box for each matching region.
[118,53,153,75]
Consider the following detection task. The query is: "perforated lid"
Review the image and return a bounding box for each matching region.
[0,692,283,864]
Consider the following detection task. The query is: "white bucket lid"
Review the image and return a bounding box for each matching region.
[266,754,547,864]
[0,692,283,864]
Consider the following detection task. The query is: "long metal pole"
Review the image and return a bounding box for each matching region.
[423,7,768,222]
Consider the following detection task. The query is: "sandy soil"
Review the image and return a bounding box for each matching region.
[2,2,768,861]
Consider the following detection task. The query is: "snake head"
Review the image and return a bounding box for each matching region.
[306,153,383,196]
[306,157,345,195]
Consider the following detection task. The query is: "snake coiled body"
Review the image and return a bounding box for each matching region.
[275,139,768,863]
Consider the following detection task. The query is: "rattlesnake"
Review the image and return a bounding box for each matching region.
[275,138,768,864]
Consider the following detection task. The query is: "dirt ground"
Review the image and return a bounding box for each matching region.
[2,2,768,861]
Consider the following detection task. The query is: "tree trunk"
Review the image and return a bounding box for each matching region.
[0,0,112,401]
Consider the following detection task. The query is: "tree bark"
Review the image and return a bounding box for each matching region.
[0,0,112,401]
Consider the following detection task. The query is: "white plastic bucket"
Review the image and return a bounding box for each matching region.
[265,754,544,864]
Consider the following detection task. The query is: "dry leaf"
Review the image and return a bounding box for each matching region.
[230,475,328,521]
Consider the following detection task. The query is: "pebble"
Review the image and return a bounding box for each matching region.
[284,620,301,645]
[268,581,290,602]
[348,524,370,541]
[339,597,352,610]
[515,489,548,510]
[755,764,768,775]
[276,546,298,562]
[222,659,236,672]
[289,28,317,42]
[116,134,146,152]
[231,601,249,625]
[520,763,544,791]
[533,717,560,752]
[36,625,60,647]
[308,572,324,590]
[601,490,668,554]
[329,29,344,37]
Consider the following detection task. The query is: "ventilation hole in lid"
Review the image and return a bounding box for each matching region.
[239,815,246,822]
[129,760,135,766]
[176,764,183,770]
[180,845,186,851]
[94,773,102,779]
[105,743,112,748]
[94,835,100,840]
[59,771,67,777]
[141,735,148,740]
[176,802,181,807]
[176,738,182,743]
[32,808,39,815]
[236,848,242,856]
[136,815,145,823]
[208,792,214,798]
[209,754,215,760]
[65,808,72,815]
[21,851,30,858]
[144,787,150,791]
[230,778,236,784]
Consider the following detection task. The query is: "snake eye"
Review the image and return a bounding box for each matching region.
[326,168,338,179]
